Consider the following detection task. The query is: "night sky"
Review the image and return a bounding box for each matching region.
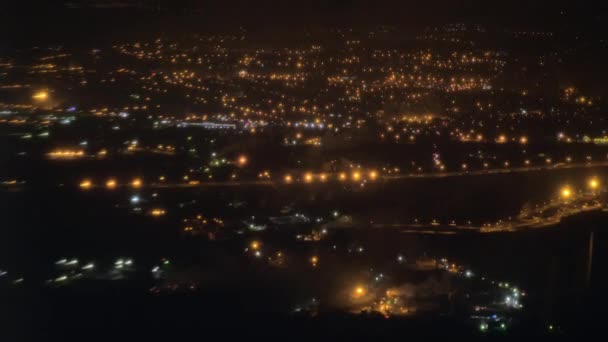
[1,1,605,47]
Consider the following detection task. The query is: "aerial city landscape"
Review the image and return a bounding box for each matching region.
[1,0,607,339]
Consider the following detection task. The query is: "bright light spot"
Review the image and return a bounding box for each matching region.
[352,171,361,181]
[250,241,260,250]
[32,91,48,101]
[284,174,293,183]
[79,179,92,189]
[130,195,140,204]
[369,170,378,180]
[131,178,142,188]
[561,186,572,199]
[106,179,117,189]
[237,155,248,166]
[589,178,600,190]
[150,208,166,216]
[310,256,319,266]
[304,172,313,183]
[354,286,365,297]
[339,172,347,181]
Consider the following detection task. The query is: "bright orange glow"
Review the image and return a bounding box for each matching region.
[310,255,319,266]
[519,136,528,144]
[319,173,327,182]
[250,241,260,250]
[369,170,378,180]
[354,286,365,297]
[304,172,313,183]
[150,208,166,216]
[339,172,347,181]
[131,178,142,188]
[561,187,572,199]
[352,171,361,181]
[284,174,293,183]
[79,179,92,189]
[106,179,117,189]
[237,155,248,166]
[589,178,600,190]
[32,91,48,101]
[48,149,85,159]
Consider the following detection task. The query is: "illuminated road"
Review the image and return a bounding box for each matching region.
[66,161,608,191]
[371,192,606,234]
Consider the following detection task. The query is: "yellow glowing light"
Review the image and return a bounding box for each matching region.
[79,179,92,189]
[561,187,572,199]
[310,256,319,265]
[352,171,361,181]
[354,286,365,297]
[32,91,48,101]
[304,172,313,183]
[106,179,117,189]
[589,178,600,190]
[150,208,166,216]
[339,172,347,181]
[250,241,260,250]
[519,136,528,144]
[369,170,378,180]
[319,173,327,182]
[131,178,142,188]
[284,174,293,183]
[237,155,248,166]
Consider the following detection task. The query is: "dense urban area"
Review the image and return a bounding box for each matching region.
[2,1,608,339]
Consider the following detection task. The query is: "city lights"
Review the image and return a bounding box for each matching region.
[354,286,366,298]
[150,208,166,216]
[588,178,600,190]
[237,155,248,166]
[32,90,48,101]
[106,179,117,189]
[79,179,92,189]
[304,172,313,183]
[2,15,602,334]
[561,186,572,199]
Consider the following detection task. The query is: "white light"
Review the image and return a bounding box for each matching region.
[130,195,140,204]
